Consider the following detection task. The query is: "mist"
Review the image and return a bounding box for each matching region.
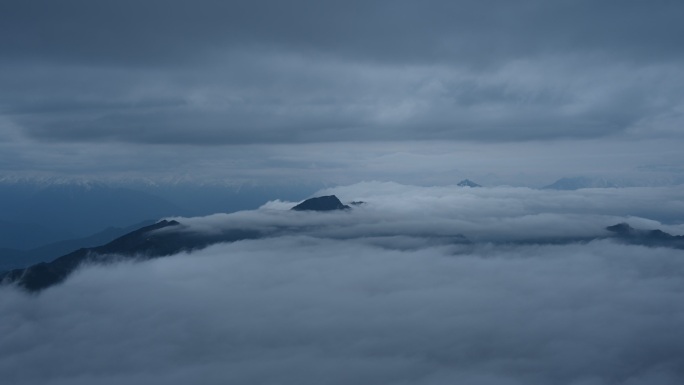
[3,1,684,383]
[2,238,683,384]
[2,183,684,384]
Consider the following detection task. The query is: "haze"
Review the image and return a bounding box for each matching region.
[1,2,683,384]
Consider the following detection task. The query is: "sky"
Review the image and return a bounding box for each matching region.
[1,0,683,187]
[3,4,684,383]
[3,182,684,384]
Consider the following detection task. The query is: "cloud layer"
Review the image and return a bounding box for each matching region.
[2,1,683,187]
[3,138,684,188]
[2,0,684,146]
[177,182,684,242]
[2,238,684,384]
[2,183,684,384]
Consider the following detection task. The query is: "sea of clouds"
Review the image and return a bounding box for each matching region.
[1,182,683,384]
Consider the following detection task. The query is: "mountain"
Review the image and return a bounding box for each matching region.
[606,223,684,249]
[0,179,322,250]
[0,220,262,292]
[0,220,156,271]
[291,195,351,211]
[543,177,619,190]
[136,181,320,217]
[4,214,683,293]
[1,196,358,292]
[457,179,482,188]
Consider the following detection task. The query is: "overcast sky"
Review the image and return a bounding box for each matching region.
[1,0,683,186]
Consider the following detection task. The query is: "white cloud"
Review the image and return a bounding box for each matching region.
[2,182,684,384]
[2,237,684,384]
[170,182,684,243]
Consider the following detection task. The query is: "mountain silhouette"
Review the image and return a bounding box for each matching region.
[606,223,684,249]
[2,196,357,292]
[291,195,351,211]
[457,179,482,188]
[0,220,261,292]
[5,214,682,294]
[0,220,157,271]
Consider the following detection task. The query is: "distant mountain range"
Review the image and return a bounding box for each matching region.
[0,179,317,251]
[2,194,683,293]
[1,195,353,292]
[607,223,684,249]
[0,219,269,292]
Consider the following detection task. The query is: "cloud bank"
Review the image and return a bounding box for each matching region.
[2,239,684,384]
[177,182,684,243]
[2,183,684,384]
[2,1,684,194]
[2,0,684,147]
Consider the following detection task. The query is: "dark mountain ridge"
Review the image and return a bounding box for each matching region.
[1,195,353,292]
[457,179,482,188]
[291,195,351,211]
[2,191,682,293]
[0,220,261,292]
[0,220,156,271]
[606,223,684,249]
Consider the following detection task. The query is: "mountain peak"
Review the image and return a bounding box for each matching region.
[291,195,351,211]
[606,223,684,249]
[606,222,634,234]
[457,179,482,188]
[0,219,186,291]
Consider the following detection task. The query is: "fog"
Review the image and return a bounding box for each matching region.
[174,182,684,243]
[1,183,683,384]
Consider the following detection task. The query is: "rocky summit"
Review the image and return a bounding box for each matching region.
[457,179,482,188]
[291,195,351,211]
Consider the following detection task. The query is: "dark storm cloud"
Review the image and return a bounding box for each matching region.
[2,0,683,67]
[1,0,683,145]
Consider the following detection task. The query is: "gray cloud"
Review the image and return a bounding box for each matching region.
[166,182,684,244]
[2,0,683,67]
[2,238,684,384]
[1,1,683,147]
[3,182,684,384]
[4,56,684,146]
[2,3,684,378]
[2,138,684,189]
